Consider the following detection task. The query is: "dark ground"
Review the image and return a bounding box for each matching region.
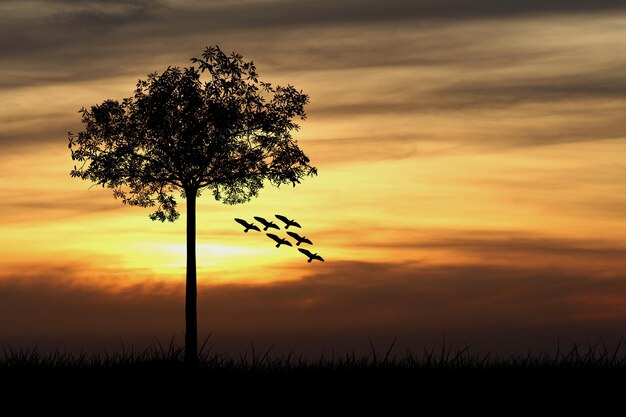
[2,347,625,411]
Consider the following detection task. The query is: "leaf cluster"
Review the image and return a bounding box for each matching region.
[69,45,316,221]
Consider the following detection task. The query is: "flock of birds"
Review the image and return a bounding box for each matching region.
[234,215,324,263]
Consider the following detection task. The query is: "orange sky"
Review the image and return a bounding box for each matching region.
[1,1,626,353]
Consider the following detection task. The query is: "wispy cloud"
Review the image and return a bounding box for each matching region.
[2,260,626,354]
[2,0,626,155]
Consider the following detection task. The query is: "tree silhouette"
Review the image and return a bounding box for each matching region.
[68,45,316,365]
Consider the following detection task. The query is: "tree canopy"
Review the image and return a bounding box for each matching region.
[69,45,316,221]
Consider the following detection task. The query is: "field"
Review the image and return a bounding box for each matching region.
[4,339,626,379]
[3,340,625,409]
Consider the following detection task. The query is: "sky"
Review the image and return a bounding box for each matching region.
[2,0,626,355]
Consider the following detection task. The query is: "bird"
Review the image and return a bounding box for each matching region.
[286,231,312,246]
[234,218,261,233]
[275,214,301,229]
[266,233,293,248]
[298,248,324,263]
[254,216,280,231]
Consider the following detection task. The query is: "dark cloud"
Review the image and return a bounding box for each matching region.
[311,65,626,118]
[273,0,626,23]
[2,0,624,82]
[0,161,132,224]
[2,0,626,155]
[4,0,163,23]
[0,0,164,49]
[436,68,626,107]
[0,191,124,225]
[151,0,626,29]
[359,231,626,265]
[0,113,74,149]
[0,0,167,88]
[2,260,626,356]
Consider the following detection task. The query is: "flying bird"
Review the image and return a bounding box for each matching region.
[266,233,293,248]
[254,216,280,231]
[234,218,261,233]
[298,248,324,263]
[286,231,312,246]
[275,214,301,229]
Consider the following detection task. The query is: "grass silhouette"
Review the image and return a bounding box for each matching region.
[4,338,626,403]
[4,337,626,372]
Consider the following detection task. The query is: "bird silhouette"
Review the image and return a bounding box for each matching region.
[286,231,312,246]
[298,248,324,263]
[275,214,301,229]
[234,218,261,233]
[266,233,293,248]
[254,216,280,231]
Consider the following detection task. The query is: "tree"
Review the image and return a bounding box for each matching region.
[68,45,316,365]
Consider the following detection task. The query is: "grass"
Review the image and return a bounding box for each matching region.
[4,337,626,373]
[4,338,626,403]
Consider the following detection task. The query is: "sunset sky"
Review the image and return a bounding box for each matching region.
[2,0,626,354]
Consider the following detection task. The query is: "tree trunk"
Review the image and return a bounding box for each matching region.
[185,189,198,366]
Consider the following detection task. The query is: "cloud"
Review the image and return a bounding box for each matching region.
[435,67,626,108]
[0,0,168,89]
[1,0,163,22]
[357,230,626,267]
[2,0,626,157]
[316,226,626,275]
[2,260,626,355]
[133,0,626,29]
[2,0,625,85]
[0,190,124,225]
